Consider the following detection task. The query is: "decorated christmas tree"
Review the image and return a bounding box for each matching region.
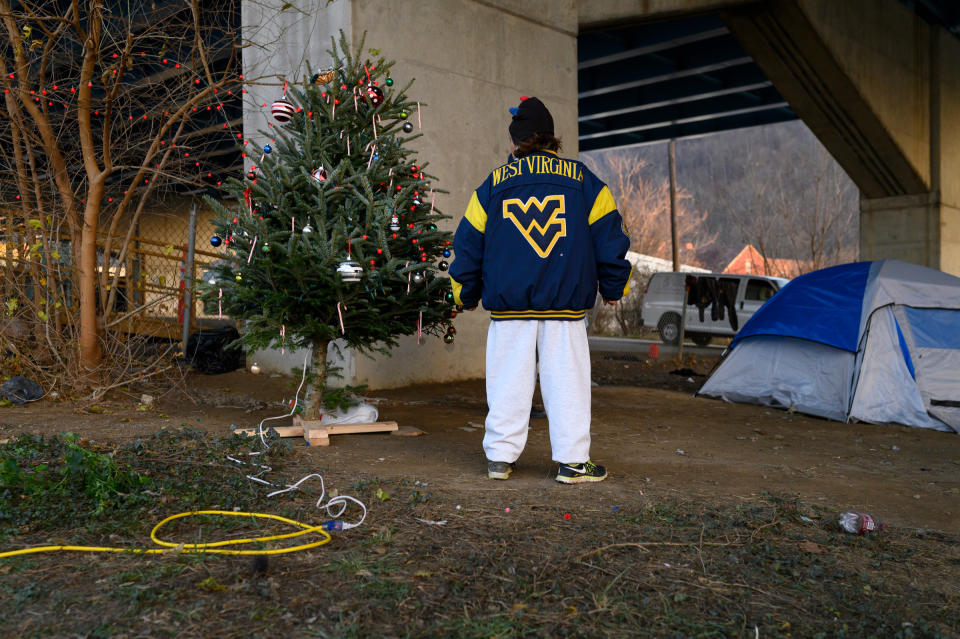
[200,33,457,419]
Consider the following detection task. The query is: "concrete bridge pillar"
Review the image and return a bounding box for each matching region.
[242,0,579,387]
[723,0,960,274]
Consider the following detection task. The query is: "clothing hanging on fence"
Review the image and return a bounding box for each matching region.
[685,275,740,331]
[719,279,739,331]
[687,276,714,322]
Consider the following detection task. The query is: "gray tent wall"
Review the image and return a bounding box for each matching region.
[847,306,951,431]
[698,336,854,423]
[699,260,960,433]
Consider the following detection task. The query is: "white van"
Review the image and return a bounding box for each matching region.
[641,272,789,346]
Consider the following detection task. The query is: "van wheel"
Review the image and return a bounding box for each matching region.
[690,333,712,347]
[657,313,681,345]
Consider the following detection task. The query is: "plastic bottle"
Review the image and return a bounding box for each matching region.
[839,511,884,534]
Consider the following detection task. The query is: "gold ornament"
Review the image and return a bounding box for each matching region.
[313,68,336,85]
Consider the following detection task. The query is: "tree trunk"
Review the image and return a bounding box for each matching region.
[302,338,329,421]
[78,198,103,371]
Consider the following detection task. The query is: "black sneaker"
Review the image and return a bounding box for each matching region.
[488,461,515,480]
[556,460,607,484]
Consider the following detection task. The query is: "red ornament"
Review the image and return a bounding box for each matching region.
[364,84,384,106]
[271,98,295,122]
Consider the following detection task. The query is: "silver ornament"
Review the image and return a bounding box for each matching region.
[337,258,363,282]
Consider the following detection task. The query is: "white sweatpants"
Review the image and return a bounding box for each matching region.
[484,319,592,464]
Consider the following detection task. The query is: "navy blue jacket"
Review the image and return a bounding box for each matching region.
[449,151,631,320]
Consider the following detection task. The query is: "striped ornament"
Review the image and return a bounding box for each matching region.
[271,98,296,122]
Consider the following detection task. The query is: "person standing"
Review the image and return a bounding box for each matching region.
[448,96,632,483]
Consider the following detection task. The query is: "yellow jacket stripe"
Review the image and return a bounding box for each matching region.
[490,309,587,320]
[450,276,464,307]
[587,185,617,225]
[464,191,487,233]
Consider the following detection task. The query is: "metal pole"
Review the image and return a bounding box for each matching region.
[678,276,687,362]
[668,139,679,272]
[669,139,685,361]
[181,201,197,357]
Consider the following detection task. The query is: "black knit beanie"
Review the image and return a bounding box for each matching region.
[508,96,554,144]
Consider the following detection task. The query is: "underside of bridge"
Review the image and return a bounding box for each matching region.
[578,14,797,151]
[579,0,960,275]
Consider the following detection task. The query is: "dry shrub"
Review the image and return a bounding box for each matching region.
[1,261,185,404]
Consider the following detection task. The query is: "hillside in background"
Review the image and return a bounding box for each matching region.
[583,120,860,273]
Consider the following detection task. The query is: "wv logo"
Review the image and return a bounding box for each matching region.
[502,195,566,258]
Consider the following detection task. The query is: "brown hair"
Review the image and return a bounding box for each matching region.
[513,132,562,158]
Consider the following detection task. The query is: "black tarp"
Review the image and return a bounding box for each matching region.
[186,326,245,374]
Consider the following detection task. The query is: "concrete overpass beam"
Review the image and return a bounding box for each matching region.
[722,0,927,199]
[723,0,960,274]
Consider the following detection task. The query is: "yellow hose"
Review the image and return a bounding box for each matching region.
[0,510,332,559]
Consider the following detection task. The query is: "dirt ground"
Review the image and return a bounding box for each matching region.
[3,351,958,534]
[2,351,960,637]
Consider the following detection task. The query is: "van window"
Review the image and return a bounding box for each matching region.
[745,278,777,302]
[649,273,677,291]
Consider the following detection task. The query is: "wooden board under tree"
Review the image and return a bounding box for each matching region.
[235,418,402,446]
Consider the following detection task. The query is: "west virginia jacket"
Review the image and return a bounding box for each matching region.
[449,150,631,321]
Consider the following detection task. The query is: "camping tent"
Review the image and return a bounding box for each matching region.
[698,260,960,433]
